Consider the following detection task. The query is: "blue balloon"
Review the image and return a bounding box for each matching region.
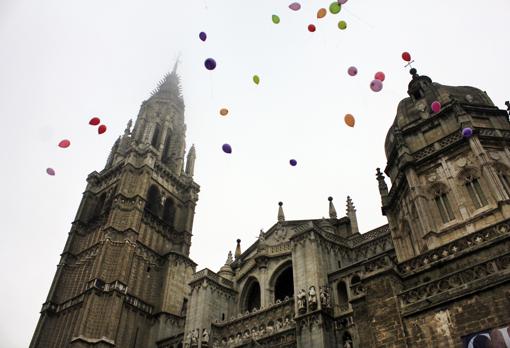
[222,143,232,154]
[290,159,297,166]
[199,32,207,42]
[204,58,216,70]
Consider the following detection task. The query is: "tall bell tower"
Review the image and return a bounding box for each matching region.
[30,65,200,348]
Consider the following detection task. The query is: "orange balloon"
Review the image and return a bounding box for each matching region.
[344,114,355,127]
[220,108,229,116]
[317,8,327,19]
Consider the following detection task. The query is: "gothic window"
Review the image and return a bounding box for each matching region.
[497,168,510,196]
[162,198,176,225]
[274,266,294,302]
[145,185,161,215]
[242,278,261,312]
[464,175,487,209]
[151,124,161,148]
[336,281,349,311]
[342,331,353,348]
[94,193,106,218]
[351,275,360,285]
[433,188,454,223]
[180,298,188,316]
[161,132,172,164]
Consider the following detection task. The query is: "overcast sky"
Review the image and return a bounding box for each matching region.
[1,0,509,346]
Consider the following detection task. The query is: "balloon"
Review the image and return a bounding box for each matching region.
[199,32,207,42]
[89,117,100,126]
[46,167,55,176]
[220,108,229,116]
[204,58,217,70]
[462,127,473,138]
[272,15,280,24]
[253,75,260,85]
[308,24,316,32]
[289,2,301,11]
[374,71,385,81]
[338,20,347,30]
[344,114,355,127]
[370,79,383,92]
[58,139,70,148]
[289,159,297,166]
[222,143,232,154]
[329,2,341,14]
[402,51,411,62]
[317,8,327,18]
[338,0,348,4]
[347,66,358,76]
[431,101,441,113]
[98,125,107,134]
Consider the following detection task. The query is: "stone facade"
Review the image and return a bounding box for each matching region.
[31,68,510,348]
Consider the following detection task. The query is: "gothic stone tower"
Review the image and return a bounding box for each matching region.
[30,67,199,348]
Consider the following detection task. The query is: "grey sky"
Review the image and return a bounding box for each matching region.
[1,0,509,346]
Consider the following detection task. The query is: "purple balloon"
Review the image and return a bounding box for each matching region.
[347,66,358,76]
[289,2,301,11]
[222,143,232,154]
[462,127,473,138]
[204,58,216,70]
[199,32,207,42]
[46,167,55,176]
[370,79,383,92]
[338,0,348,4]
[289,159,297,166]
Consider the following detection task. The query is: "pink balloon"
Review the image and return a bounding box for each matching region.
[347,66,358,76]
[46,167,55,176]
[431,101,441,113]
[338,0,348,4]
[370,79,383,92]
[374,71,385,82]
[289,2,301,11]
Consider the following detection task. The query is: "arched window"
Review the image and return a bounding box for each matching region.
[336,281,349,311]
[464,175,487,209]
[151,124,161,148]
[433,186,454,223]
[145,185,161,215]
[242,278,261,312]
[351,275,360,285]
[342,331,353,348]
[161,132,172,164]
[274,266,294,302]
[94,193,106,217]
[162,198,176,225]
[497,167,510,196]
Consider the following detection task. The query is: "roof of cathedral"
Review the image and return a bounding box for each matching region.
[149,62,184,107]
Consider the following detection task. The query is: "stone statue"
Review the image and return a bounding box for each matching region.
[344,338,353,348]
[308,286,318,310]
[297,289,307,313]
[276,319,283,330]
[320,286,331,308]
[283,317,290,327]
[202,329,210,343]
[235,333,241,343]
[191,329,198,346]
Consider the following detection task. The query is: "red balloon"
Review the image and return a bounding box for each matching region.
[98,125,107,134]
[308,24,316,32]
[58,139,70,148]
[89,117,100,126]
[402,51,411,62]
[374,71,385,82]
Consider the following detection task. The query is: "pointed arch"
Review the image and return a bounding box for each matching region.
[145,185,161,215]
[336,280,349,311]
[151,124,161,149]
[162,197,176,225]
[161,131,172,164]
[457,167,488,209]
[240,277,261,312]
[94,192,106,218]
[429,182,455,223]
[269,261,294,302]
[494,162,510,196]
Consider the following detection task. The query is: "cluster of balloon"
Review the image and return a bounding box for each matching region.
[199,32,207,42]
[220,108,229,116]
[344,114,355,127]
[462,127,473,138]
[204,58,217,71]
[289,2,301,11]
[253,75,260,85]
[431,101,442,113]
[58,139,71,148]
[272,15,280,24]
[317,8,327,18]
[308,24,316,32]
[289,159,297,166]
[402,51,412,62]
[370,79,383,92]
[46,167,55,176]
[347,66,358,76]
[374,71,385,82]
[222,143,232,154]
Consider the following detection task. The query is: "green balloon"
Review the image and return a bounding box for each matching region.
[329,2,341,14]
[338,20,347,30]
[272,15,280,24]
[253,75,260,85]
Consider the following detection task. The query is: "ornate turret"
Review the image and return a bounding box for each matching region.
[185,144,196,177]
[328,196,337,219]
[218,251,234,281]
[235,239,242,259]
[346,196,358,234]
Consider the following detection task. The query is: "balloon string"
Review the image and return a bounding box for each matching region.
[344,8,375,30]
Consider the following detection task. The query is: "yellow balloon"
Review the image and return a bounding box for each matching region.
[344,114,355,127]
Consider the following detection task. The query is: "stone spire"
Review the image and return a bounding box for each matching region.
[149,62,183,104]
[278,202,285,222]
[185,144,196,176]
[346,196,359,233]
[235,239,242,259]
[328,197,337,219]
[218,251,234,281]
[376,168,389,203]
[226,250,233,264]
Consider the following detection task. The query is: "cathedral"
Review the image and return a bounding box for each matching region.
[30,65,510,348]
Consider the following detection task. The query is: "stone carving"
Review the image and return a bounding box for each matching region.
[308,286,318,311]
[344,338,353,348]
[191,329,199,346]
[297,289,307,313]
[202,329,209,344]
[319,286,331,308]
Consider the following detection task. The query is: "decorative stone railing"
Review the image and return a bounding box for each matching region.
[212,297,295,347]
[349,224,390,247]
[125,293,154,314]
[191,268,234,288]
[267,241,291,254]
[398,220,510,275]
